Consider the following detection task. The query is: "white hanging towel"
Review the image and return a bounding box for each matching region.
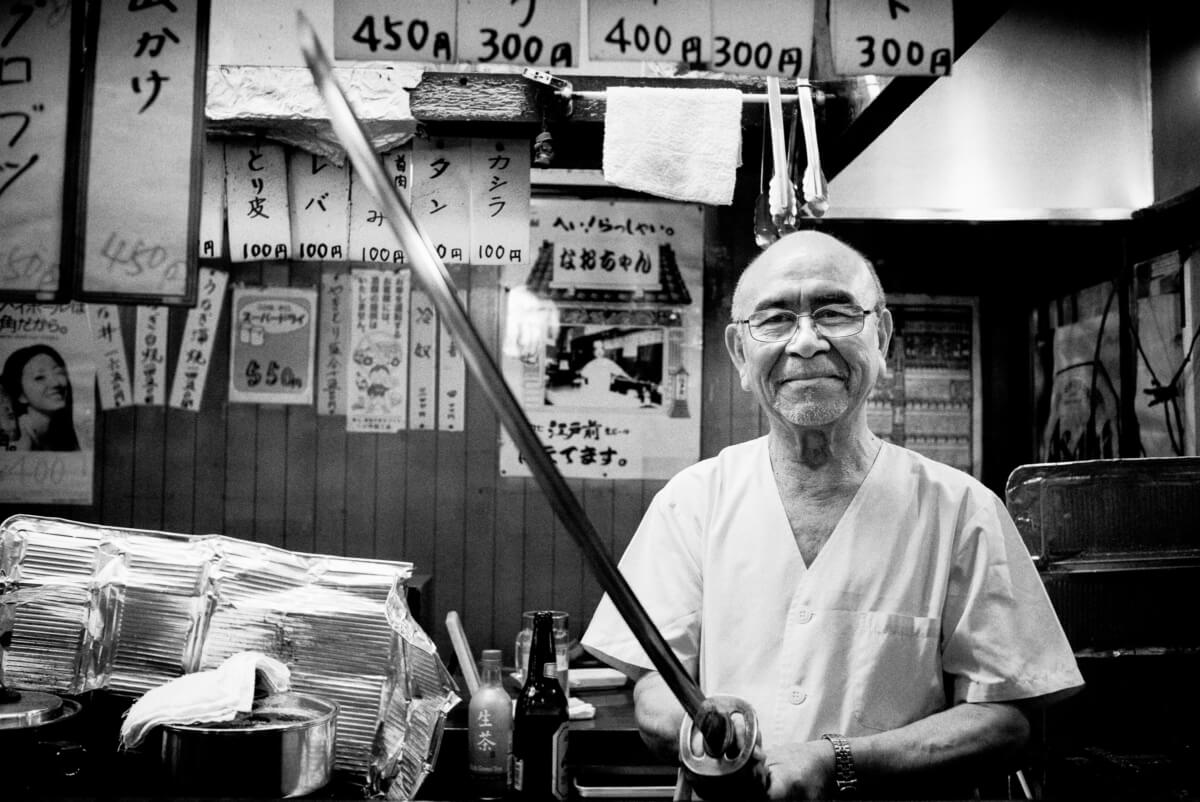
[602,87,743,206]
[119,651,291,749]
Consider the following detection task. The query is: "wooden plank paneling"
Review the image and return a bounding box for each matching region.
[254,405,287,548]
[461,265,498,651]
[493,477,526,664]
[551,478,586,638]
[374,431,408,563]
[521,477,555,613]
[343,434,376,557]
[314,413,347,555]
[579,479,614,634]
[223,264,262,541]
[130,406,166,531]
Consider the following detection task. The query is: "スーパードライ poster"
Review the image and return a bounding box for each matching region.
[0,303,96,504]
[499,199,703,480]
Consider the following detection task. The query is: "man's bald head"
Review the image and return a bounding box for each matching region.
[730,231,886,321]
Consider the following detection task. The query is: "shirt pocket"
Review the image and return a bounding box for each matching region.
[847,611,943,733]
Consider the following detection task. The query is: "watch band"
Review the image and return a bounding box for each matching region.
[821,733,858,796]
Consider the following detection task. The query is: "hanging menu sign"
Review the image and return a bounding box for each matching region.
[710,0,814,79]
[333,0,456,63]
[437,307,465,432]
[134,305,168,406]
[78,0,208,303]
[349,144,411,265]
[317,270,350,416]
[411,136,471,264]
[831,0,954,77]
[87,304,132,410]
[0,2,81,298]
[469,138,531,265]
[289,150,350,262]
[588,0,710,65]
[169,267,227,411]
[226,141,292,263]
[198,140,226,259]
[408,288,437,429]
[457,0,579,67]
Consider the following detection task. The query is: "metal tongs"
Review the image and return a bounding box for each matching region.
[753,78,829,249]
[295,14,759,797]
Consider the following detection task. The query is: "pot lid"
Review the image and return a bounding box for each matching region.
[0,689,65,731]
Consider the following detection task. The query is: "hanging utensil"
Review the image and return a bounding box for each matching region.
[765,77,797,234]
[753,115,777,249]
[797,85,829,218]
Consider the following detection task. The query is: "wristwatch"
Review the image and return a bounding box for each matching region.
[821,733,858,797]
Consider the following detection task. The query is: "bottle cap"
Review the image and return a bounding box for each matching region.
[481,648,502,661]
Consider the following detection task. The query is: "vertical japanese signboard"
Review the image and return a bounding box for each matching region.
[134,305,168,406]
[499,199,703,480]
[88,304,131,410]
[229,286,317,405]
[349,144,411,265]
[347,268,410,433]
[411,136,471,264]
[225,141,292,263]
[0,303,95,504]
[317,271,350,416]
[289,150,349,262]
[169,267,227,411]
[469,138,531,265]
[77,0,208,304]
[0,2,84,300]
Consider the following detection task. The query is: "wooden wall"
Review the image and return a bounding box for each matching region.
[0,194,1130,668]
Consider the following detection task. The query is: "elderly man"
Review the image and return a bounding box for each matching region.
[582,231,1082,799]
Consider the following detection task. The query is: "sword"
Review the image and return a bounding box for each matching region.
[296,15,757,782]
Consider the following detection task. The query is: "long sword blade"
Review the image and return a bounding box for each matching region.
[296,12,705,719]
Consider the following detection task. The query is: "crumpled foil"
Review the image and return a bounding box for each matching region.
[0,515,459,799]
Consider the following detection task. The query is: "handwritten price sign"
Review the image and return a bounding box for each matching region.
[334,0,456,62]
[831,0,954,77]
[711,0,814,79]
[457,0,578,67]
[588,0,710,65]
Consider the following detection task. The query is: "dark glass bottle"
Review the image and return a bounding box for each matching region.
[510,611,569,800]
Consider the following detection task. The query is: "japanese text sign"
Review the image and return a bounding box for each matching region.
[198,140,226,259]
[347,268,410,433]
[79,0,207,303]
[289,150,349,262]
[412,137,471,265]
[831,0,954,77]
[87,304,131,410]
[334,0,457,63]
[457,0,579,68]
[349,144,412,265]
[538,203,667,293]
[0,302,95,504]
[588,0,711,66]
[407,287,437,429]
[169,267,227,411]
[710,0,814,79]
[226,141,292,263]
[229,286,317,405]
[469,138,531,265]
[0,2,78,297]
[134,305,168,406]
[317,271,350,416]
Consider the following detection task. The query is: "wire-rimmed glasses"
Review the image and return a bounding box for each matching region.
[736,305,874,342]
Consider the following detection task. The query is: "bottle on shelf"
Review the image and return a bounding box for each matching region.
[468,648,512,800]
[510,611,569,800]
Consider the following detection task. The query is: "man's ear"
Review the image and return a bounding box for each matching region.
[724,323,749,388]
[876,307,894,364]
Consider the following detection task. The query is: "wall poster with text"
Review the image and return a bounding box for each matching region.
[499,199,703,480]
[228,286,317,405]
[0,303,95,504]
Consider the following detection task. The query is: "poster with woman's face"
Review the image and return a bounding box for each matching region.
[0,303,95,505]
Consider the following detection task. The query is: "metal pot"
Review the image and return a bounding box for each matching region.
[158,691,337,798]
[0,689,88,794]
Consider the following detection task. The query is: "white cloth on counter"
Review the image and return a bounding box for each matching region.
[602,87,742,206]
[119,651,291,749]
[568,696,595,721]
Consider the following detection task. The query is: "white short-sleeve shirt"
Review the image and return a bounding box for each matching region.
[582,437,1083,749]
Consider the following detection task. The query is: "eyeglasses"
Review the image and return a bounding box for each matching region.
[736,304,875,342]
